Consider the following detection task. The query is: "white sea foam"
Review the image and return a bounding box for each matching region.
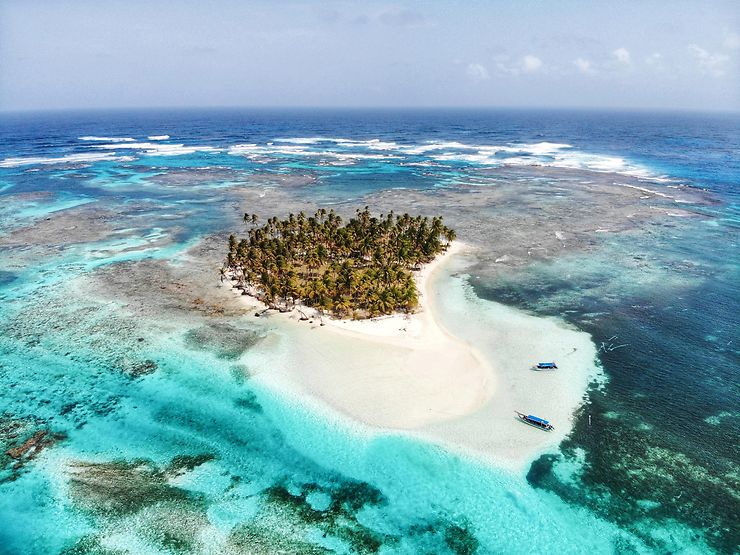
[433,152,499,165]
[227,144,259,153]
[401,141,480,155]
[401,161,439,167]
[619,183,680,200]
[228,143,399,161]
[232,138,660,180]
[273,137,324,144]
[93,142,220,156]
[543,151,656,178]
[442,142,656,180]
[229,144,316,158]
[147,135,170,140]
[401,141,571,157]
[273,137,352,145]
[342,139,399,151]
[499,156,544,166]
[510,141,573,155]
[78,136,136,142]
[0,152,130,168]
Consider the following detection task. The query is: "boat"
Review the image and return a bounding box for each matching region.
[535,361,558,369]
[515,411,554,431]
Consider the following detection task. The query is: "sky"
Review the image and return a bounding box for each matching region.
[1,0,738,112]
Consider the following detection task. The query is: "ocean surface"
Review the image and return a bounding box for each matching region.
[0,109,738,554]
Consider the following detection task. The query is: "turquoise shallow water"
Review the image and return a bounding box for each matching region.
[0,291,639,554]
[0,109,737,554]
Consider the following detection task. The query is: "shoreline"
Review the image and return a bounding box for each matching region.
[234,242,599,472]
[231,240,465,339]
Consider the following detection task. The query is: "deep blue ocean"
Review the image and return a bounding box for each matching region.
[0,109,738,554]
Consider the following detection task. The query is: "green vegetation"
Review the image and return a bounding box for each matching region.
[224,207,455,319]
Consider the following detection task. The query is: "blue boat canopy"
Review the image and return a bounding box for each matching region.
[537,362,556,367]
[527,415,549,424]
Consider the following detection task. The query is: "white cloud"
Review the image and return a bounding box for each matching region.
[688,44,730,77]
[494,54,543,75]
[522,55,543,73]
[573,57,594,74]
[466,62,490,82]
[613,47,631,64]
[724,32,740,50]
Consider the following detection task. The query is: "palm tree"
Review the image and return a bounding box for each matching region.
[224,208,454,318]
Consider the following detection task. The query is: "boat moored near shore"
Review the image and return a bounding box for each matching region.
[515,411,555,431]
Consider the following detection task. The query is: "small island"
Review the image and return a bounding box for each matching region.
[224,207,456,319]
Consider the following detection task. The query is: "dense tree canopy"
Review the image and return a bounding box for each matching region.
[225,207,456,319]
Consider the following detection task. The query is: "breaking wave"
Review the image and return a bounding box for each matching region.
[78,136,136,142]
[8,135,665,181]
[93,142,220,156]
[249,138,666,180]
[0,152,132,168]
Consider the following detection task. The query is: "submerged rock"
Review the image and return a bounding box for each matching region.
[0,417,65,479]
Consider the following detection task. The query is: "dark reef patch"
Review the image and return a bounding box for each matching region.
[0,204,118,248]
[407,518,481,555]
[135,500,210,552]
[183,323,262,360]
[0,294,160,382]
[233,391,263,413]
[527,400,740,553]
[166,453,216,475]
[0,416,65,481]
[243,172,319,189]
[261,479,393,554]
[62,454,220,552]
[123,358,158,378]
[225,522,332,555]
[444,522,480,555]
[148,167,251,188]
[361,169,708,270]
[229,364,254,384]
[85,251,251,320]
[0,271,17,287]
[60,535,129,555]
[67,459,200,516]
[63,453,398,553]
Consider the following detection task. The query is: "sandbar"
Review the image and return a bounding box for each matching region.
[235,242,599,471]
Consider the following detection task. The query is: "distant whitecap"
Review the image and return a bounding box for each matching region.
[0,152,131,167]
[78,136,136,142]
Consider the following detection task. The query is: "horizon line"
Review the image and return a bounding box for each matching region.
[1,105,739,116]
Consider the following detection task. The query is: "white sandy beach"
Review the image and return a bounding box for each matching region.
[237,242,600,472]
